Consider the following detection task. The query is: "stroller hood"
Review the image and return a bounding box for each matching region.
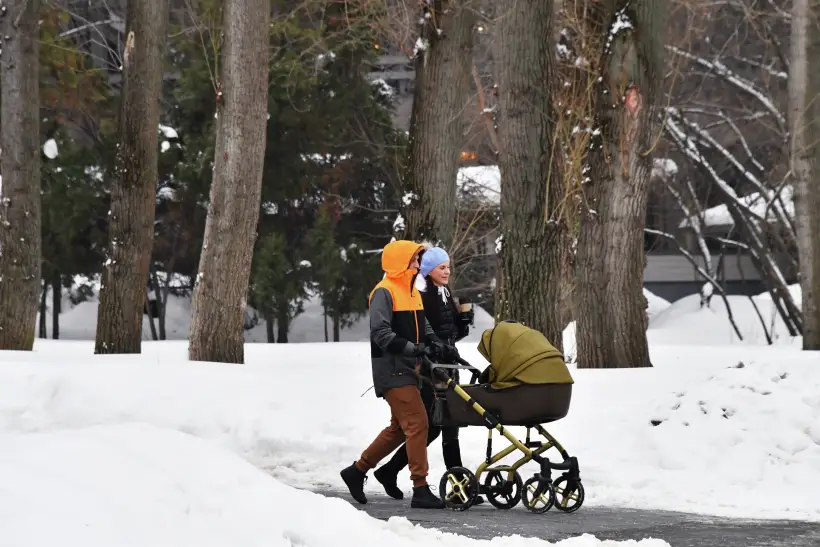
[477,321,573,389]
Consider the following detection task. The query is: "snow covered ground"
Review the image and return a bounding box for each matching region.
[3,284,819,546]
[3,423,669,547]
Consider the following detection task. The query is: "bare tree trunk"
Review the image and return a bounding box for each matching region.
[0,0,41,350]
[264,311,274,343]
[51,275,60,339]
[323,303,329,342]
[576,0,666,368]
[188,0,270,364]
[39,284,47,339]
[94,0,169,354]
[276,306,289,343]
[788,0,820,350]
[150,268,168,340]
[402,0,474,250]
[333,313,340,342]
[145,293,158,340]
[493,0,568,349]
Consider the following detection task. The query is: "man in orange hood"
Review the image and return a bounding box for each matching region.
[339,240,445,509]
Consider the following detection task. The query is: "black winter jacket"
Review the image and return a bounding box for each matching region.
[419,276,469,345]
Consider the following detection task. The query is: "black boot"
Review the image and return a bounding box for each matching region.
[373,465,404,500]
[410,484,445,509]
[340,462,368,504]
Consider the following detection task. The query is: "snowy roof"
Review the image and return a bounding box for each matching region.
[457,165,500,205]
[678,185,794,229]
[456,159,675,208]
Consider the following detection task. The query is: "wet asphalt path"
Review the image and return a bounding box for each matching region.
[314,488,819,546]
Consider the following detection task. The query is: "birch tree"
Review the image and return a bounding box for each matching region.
[0,0,41,350]
[788,0,820,349]
[94,0,169,354]
[188,0,270,364]
[576,0,666,368]
[402,0,474,250]
[493,0,569,348]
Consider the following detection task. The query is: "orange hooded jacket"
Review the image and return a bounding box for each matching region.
[367,240,434,397]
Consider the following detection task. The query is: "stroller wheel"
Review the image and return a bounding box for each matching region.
[483,470,523,510]
[439,466,479,511]
[552,476,584,513]
[522,476,555,514]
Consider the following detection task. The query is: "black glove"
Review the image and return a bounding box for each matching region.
[430,339,459,362]
[404,343,427,357]
[458,309,474,327]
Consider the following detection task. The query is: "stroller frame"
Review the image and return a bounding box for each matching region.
[427,358,584,513]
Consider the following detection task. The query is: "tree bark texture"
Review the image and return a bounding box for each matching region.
[788,0,820,350]
[402,0,474,250]
[576,0,665,368]
[493,0,569,350]
[188,0,269,364]
[94,0,169,354]
[0,0,41,350]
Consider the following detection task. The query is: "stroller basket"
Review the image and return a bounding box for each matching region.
[433,382,571,427]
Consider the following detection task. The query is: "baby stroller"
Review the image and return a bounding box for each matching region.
[423,320,584,513]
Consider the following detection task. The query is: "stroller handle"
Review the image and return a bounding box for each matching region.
[421,354,481,385]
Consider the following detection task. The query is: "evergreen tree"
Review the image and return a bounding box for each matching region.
[305,208,345,341]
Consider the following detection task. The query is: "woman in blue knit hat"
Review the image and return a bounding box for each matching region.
[371,245,484,504]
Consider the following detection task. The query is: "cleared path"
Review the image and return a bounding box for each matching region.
[315,488,820,546]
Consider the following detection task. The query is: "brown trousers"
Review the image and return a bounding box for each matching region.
[355,384,429,487]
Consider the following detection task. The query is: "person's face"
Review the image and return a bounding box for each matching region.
[408,252,421,271]
[429,261,450,286]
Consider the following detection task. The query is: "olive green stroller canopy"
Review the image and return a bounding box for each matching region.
[476,321,574,389]
[442,321,575,427]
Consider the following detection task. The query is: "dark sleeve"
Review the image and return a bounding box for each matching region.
[451,295,469,342]
[455,320,470,342]
[423,314,437,342]
[370,287,412,354]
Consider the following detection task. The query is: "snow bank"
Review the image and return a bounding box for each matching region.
[0,422,668,547]
[648,288,802,346]
[642,357,820,514]
[1,339,819,521]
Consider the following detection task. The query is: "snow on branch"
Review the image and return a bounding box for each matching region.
[667,107,795,242]
[665,46,786,129]
[663,112,802,336]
